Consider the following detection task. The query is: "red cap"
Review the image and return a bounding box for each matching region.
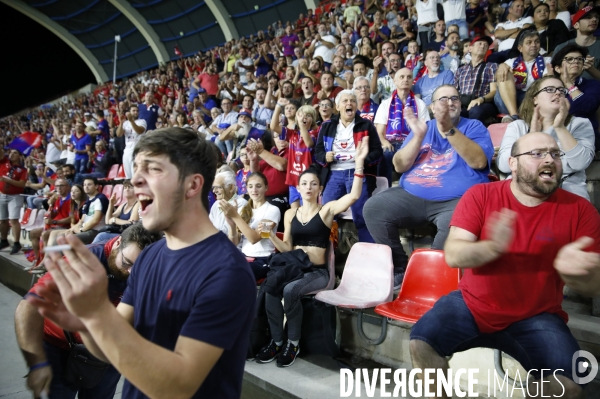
[572,6,600,25]
[470,36,493,46]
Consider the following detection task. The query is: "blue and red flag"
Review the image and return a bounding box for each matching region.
[8,131,43,156]
[247,127,265,142]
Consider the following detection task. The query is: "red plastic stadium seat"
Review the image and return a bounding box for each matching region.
[374,249,460,323]
[117,164,126,179]
[488,123,508,151]
[101,164,119,181]
[112,184,124,206]
[102,185,113,198]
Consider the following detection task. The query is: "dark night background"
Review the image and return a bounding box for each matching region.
[1,2,95,118]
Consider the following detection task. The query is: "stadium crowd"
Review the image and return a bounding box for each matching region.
[4,0,600,397]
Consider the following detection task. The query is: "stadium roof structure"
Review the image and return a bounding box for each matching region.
[2,0,317,83]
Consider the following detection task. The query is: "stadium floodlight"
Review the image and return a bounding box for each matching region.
[113,35,121,84]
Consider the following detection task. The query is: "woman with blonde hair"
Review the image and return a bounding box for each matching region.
[220,172,280,279]
[497,75,595,199]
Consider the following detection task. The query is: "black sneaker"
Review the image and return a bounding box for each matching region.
[10,242,22,255]
[255,340,282,364]
[276,341,300,367]
[0,240,9,250]
[393,272,405,291]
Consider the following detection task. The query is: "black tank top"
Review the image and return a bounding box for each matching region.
[290,208,330,248]
[119,201,137,221]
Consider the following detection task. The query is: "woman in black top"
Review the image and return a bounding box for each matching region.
[255,137,369,368]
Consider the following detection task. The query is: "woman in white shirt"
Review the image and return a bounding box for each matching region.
[416,0,439,49]
[220,172,281,279]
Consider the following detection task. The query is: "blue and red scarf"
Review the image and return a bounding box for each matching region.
[386,90,417,142]
[512,55,545,90]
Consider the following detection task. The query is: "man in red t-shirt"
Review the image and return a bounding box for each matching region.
[410,133,600,397]
[193,63,220,97]
[29,178,72,263]
[0,146,28,254]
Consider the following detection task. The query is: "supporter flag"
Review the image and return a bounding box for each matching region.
[247,127,265,142]
[174,46,182,57]
[8,131,43,156]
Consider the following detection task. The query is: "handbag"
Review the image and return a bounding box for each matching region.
[63,330,111,389]
[298,297,341,357]
[460,62,487,109]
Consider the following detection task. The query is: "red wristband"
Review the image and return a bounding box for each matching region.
[354,173,365,178]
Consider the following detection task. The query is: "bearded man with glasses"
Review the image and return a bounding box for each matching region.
[410,132,600,399]
[364,84,493,290]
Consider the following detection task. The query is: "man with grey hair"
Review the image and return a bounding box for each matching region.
[373,68,430,187]
[364,84,494,290]
[354,76,379,121]
[315,90,383,243]
[209,171,248,234]
[495,31,551,122]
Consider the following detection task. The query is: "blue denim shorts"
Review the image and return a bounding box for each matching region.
[411,290,582,384]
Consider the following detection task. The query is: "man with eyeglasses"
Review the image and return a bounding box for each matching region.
[496,31,551,122]
[372,53,404,103]
[372,68,430,187]
[552,43,600,145]
[364,84,493,290]
[354,76,380,122]
[29,178,72,265]
[413,50,455,106]
[15,223,161,399]
[554,6,600,81]
[209,171,248,235]
[410,132,600,398]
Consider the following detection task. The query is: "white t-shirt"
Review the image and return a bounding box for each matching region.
[209,195,248,235]
[84,120,97,130]
[416,0,439,25]
[374,96,431,126]
[123,119,147,149]
[62,134,75,164]
[82,196,106,231]
[442,0,466,22]
[505,56,552,91]
[240,202,281,257]
[331,120,356,171]
[236,57,254,84]
[496,17,534,51]
[314,35,336,63]
[556,11,572,30]
[45,142,61,164]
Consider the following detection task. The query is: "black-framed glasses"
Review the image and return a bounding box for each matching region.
[433,96,460,104]
[513,150,565,160]
[563,56,585,64]
[533,86,568,96]
[121,249,134,270]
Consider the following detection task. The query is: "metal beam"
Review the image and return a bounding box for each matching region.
[108,0,170,65]
[205,0,239,41]
[304,0,317,10]
[1,0,109,83]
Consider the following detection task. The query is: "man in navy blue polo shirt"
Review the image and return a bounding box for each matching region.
[138,92,163,130]
[33,128,256,399]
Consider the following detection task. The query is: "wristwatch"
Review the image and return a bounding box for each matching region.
[445,128,456,137]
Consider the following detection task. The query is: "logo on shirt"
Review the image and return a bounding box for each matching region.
[405,145,455,187]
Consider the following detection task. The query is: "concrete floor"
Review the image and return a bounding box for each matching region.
[0,283,124,398]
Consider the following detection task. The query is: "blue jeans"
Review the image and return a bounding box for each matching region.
[322,169,374,243]
[74,158,88,175]
[411,290,583,384]
[43,340,121,399]
[378,141,404,189]
[446,19,469,40]
[92,232,119,244]
[214,136,233,158]
[494,88,526,115]
[75,172,105,185]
